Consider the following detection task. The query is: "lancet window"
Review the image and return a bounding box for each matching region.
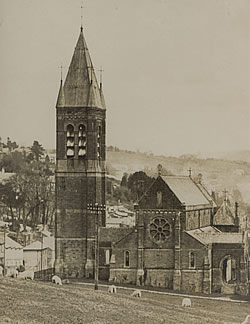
[66,125,74,157]
[78,124,87,157]
[189,252,196,269]
[97,125,101,160]
[124,250,130,267]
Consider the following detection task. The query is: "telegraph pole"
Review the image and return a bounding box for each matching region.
[88,203,105,290]
[3,225,6,276]
[94,203,99,290]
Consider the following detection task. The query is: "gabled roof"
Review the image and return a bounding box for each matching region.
[213,200,235,226]
[196,183,217,208]
[61,28,104,109]
[23,239,53,251]
[186,227,243,246]
[0,234,23,249]
[161,176,212,206]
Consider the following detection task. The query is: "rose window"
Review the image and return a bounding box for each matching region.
[150,217,170,243]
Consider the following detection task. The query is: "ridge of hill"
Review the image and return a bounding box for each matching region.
[106,148,250,204]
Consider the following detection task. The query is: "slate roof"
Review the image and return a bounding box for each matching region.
[56,80,65,107]
[58,28,104,109]
[186,228,243,246]
[99,227,134,244]
[161,176,212,206]
[196,183,217,208]
[23,238,54,251]
[213,200,235,226]
[0,234,23,249]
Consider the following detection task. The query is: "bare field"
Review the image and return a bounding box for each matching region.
[0,278,249,324]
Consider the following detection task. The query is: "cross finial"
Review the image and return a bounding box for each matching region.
[80,1,87,31]
[88,65,94,83]
[157,164,162,177]
[98,66,104,88]
[188,168,192,177]
[223,189,228,202]
[81,1,83,31]
[58,64,65,82]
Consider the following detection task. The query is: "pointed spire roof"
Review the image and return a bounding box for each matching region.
[63,28,104,109]
[99,84,106,109]
[56,80,65,107]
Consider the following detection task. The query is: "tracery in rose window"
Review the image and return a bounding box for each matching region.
[150,217,170,243]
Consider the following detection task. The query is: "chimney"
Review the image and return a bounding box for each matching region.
[197,173,202,184]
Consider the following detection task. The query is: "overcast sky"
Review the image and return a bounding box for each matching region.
[0,0,249,156]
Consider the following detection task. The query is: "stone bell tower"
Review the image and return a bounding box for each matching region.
[55,26,106,278]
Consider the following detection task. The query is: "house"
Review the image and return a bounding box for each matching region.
[0,232,23,271]
[105,173,249,295]
[23,237,55,272]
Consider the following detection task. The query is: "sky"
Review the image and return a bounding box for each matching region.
[0,0,249,156]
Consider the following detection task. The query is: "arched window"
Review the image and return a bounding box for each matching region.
[105,250,110,265]
[189,252,195,269]
[66,125,74,157]
[124,250,130,267]
[97,125,101,160]
[222,256,236,283]
[156,191,162,207]
[78,124,87,157]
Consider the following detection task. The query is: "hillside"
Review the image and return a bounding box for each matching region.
[107,149,250,204]
[0,278,249,324]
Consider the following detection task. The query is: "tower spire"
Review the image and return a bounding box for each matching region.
[63,29,104,108]
[80,1,84,31]
[98,66,104,89]
[59,64,65,82]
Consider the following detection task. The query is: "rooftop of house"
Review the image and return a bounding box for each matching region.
[23,237,55,251]
[161,175,215,207]
[186,226,243,245]
[0,234,23,249]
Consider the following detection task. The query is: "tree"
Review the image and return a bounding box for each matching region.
[0,173,55,232]
[30,140,45,162]
[6,137,18,152]
[127,171,154,202]
[0,152,28,173]
[121,173,128,187]
[45,154,50,164]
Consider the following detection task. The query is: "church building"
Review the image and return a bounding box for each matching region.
[54,25,249,295]
[55,26,106,278]
[105,168,249,295]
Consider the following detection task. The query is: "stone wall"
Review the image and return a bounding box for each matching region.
[55,239,86,278]
[145,269,173,289]
[181,270,203,293]
[110,269,137,285]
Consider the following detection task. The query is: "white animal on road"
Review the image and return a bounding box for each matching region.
[182,298,191,307]
[7,269,18,278]
[131,289,142,298]
[52,275,62,285]
[108,285,117,294]
[18,270,34,280]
